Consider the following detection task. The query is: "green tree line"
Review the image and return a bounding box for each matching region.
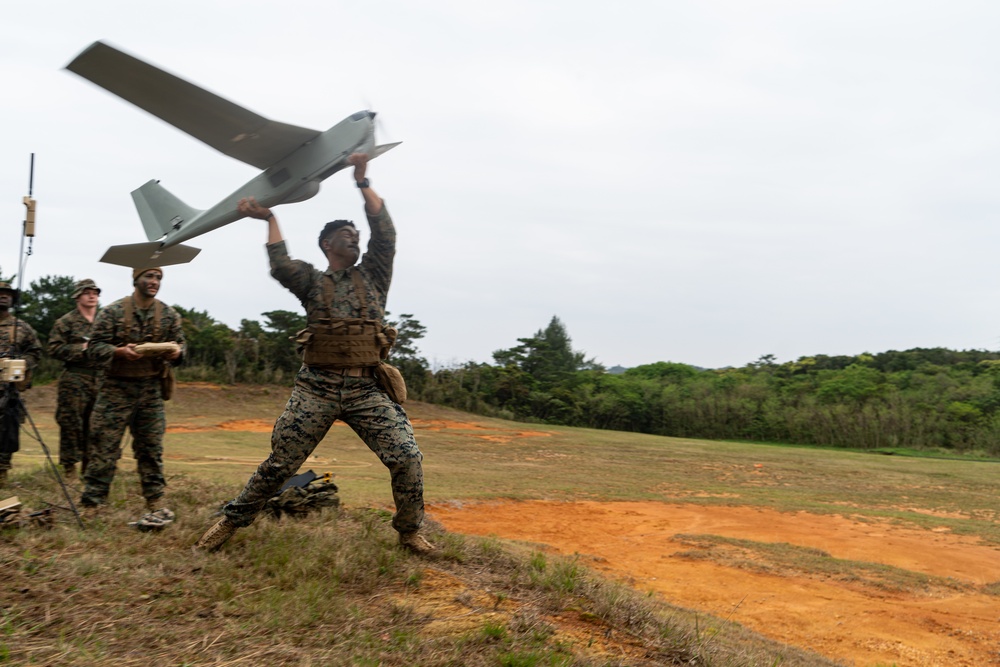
[10,272,1000,455]
[420,318,1000,456]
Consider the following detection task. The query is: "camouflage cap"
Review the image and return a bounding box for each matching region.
[72,278,101,299]
[132,266,163,282]
[0,281,19,304]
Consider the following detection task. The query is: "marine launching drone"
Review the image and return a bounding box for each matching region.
[66,41,400,267]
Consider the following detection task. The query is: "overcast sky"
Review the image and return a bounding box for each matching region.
[3,1,1000,370]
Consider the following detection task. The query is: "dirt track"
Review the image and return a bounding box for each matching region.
[430,500,1000,667]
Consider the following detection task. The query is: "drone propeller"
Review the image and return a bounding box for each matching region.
[361,97,395,145]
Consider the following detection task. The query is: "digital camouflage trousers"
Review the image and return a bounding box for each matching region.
[223,366,425,534]
[0,391,22,472]
[56,371,100,470]
[81,376,166,506]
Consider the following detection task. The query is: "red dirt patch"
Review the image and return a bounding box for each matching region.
[169,416,554,445]
[411,418,487,431]
[217,419,274,432]
[177,381,223,390]
[166,419,275,433]
[429,500,1000,667]
[475,431,552,444]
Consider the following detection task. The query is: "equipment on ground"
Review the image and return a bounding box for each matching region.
[0,496,55,529]
[128,507,175,532]
[265,469,339,520]
[65,41,401,268]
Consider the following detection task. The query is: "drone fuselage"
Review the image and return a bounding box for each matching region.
[153,111,376,248]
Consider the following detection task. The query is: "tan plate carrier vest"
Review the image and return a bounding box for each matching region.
[108,297,167,378]
[295,269,397,367]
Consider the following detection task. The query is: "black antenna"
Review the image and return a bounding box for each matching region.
[23,153,36,241]
[15,153,36,306]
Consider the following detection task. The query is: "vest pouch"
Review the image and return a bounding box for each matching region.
[161,363,176,401]
[112,296,166,378]
[380,327,398,360]
[293,328,313,357]
[374,362,407,404]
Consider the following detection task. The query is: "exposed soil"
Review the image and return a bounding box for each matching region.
[167,418,275,433]
[164,418,542,437]
[429,500,1000,667]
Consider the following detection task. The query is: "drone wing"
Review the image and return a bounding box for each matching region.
[66,41,320,169]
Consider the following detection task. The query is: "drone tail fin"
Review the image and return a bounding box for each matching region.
[131,180,202,242]
[99,242,201,268]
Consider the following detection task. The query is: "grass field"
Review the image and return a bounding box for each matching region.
[149,383,1000,545]
[4,382,1000,665]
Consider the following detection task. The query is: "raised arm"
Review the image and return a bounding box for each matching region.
[348,153,383,216]
[238,196,317,302]
[239,196,282,244]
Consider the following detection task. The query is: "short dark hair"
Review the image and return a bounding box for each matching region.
[318,220,356,250]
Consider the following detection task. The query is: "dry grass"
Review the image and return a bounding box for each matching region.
[0,469,840,666]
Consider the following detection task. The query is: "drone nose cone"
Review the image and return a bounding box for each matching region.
[368,111,377,120]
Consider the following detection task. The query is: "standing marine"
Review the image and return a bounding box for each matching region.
[196,153,434,554]
[79,267,184,514]
[47,278,103,480]
[0,281,42,486]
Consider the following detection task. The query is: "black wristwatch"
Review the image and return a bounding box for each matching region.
[356,178,370,189]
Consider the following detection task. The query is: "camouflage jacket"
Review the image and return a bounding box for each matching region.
[0,311,41,370]
[268,204,395,325]
[88,296,186,375]
[48,308,103,369]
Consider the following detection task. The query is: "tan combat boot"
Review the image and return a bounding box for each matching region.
[145,498,175,519]
[195,517,238,551]
[139,500,176,528]
[399,531,436,555]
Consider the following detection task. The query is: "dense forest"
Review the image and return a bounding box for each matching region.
[8,272,1000,456]
[422,319,1000,456]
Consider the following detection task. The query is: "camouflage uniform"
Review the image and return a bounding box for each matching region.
[222,204,426,534]
[48,308,103,472]
[0,311,42,473]
[80,296,185,507]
